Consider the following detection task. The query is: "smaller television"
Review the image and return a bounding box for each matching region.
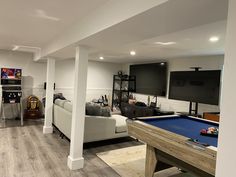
[1,68,22,85]
[168,70,221,105]
[1,68,22,80]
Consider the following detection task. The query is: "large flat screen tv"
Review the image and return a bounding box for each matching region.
[130,62,167,96]
[168,70,221,105]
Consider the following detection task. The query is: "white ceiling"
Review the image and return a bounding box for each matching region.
[51,20,226,63]
[88,20,226,63]
[0,0,109,50]
[51,0,228,63]
[0,0,229,63]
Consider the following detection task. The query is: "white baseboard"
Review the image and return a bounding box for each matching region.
[67,155,84,170]
[43,126,53,134]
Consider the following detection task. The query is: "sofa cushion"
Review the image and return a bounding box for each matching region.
[54,99,69,107]
[121,102,154,119]
[86,102,111,117]
[64,101,72,112]
[112,114,127,133]
[100,107,111,117]
[86,102,101,116]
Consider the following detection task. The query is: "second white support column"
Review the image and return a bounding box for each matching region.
[43,58,55,134]
[67,46,88,170]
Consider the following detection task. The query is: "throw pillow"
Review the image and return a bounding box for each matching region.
[135,101,147,107]
[100,107,111,117]
[86,102,111,117]
[86,102,101,116]
[53,93,66,102]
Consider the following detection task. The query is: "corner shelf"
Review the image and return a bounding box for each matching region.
[111,75,136,110]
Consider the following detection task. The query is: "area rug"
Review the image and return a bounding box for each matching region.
[96,145,194,177]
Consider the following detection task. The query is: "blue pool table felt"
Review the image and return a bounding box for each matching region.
[141,116,218,147]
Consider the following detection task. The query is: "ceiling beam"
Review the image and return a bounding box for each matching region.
[35,0,168,61]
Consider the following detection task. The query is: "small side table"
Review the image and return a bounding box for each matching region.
[203,112,220,122]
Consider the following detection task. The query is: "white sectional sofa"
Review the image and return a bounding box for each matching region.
[53,99,128,143]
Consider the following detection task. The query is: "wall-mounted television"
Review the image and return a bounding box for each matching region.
[130,62,167,96]
[1,68,22,80]
[168,70,221,105]
[1,68,22,85]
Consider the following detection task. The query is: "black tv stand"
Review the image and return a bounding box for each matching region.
[176,101,201,118]
[189,101,199,116]
[187,67,201,116]
[190,67,202,71]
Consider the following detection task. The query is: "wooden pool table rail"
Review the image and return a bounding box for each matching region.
[127,118,217,177]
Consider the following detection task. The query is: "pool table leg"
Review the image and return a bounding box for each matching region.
[145,144,158,177]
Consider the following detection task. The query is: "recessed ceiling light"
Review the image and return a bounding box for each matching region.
[99,56,104,60]
[130,51,136,56]
[155,42,176,45]
[209,36,219,42]
[160,62,165,66]
[35,9,60,21]
[12,46,19,51]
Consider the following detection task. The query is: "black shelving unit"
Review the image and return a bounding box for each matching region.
[111,75,136,110]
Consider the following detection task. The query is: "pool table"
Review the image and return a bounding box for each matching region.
[127,115,218,177]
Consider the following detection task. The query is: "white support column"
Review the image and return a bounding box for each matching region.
[216,1,236,177]
[43,58,55,134]
[67,46,88,170]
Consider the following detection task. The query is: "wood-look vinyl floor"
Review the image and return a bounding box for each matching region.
[0,120,188,177]
[0,120,141,177]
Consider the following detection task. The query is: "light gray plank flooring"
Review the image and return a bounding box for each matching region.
[0,120,192,177]
[0,120,141,177]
